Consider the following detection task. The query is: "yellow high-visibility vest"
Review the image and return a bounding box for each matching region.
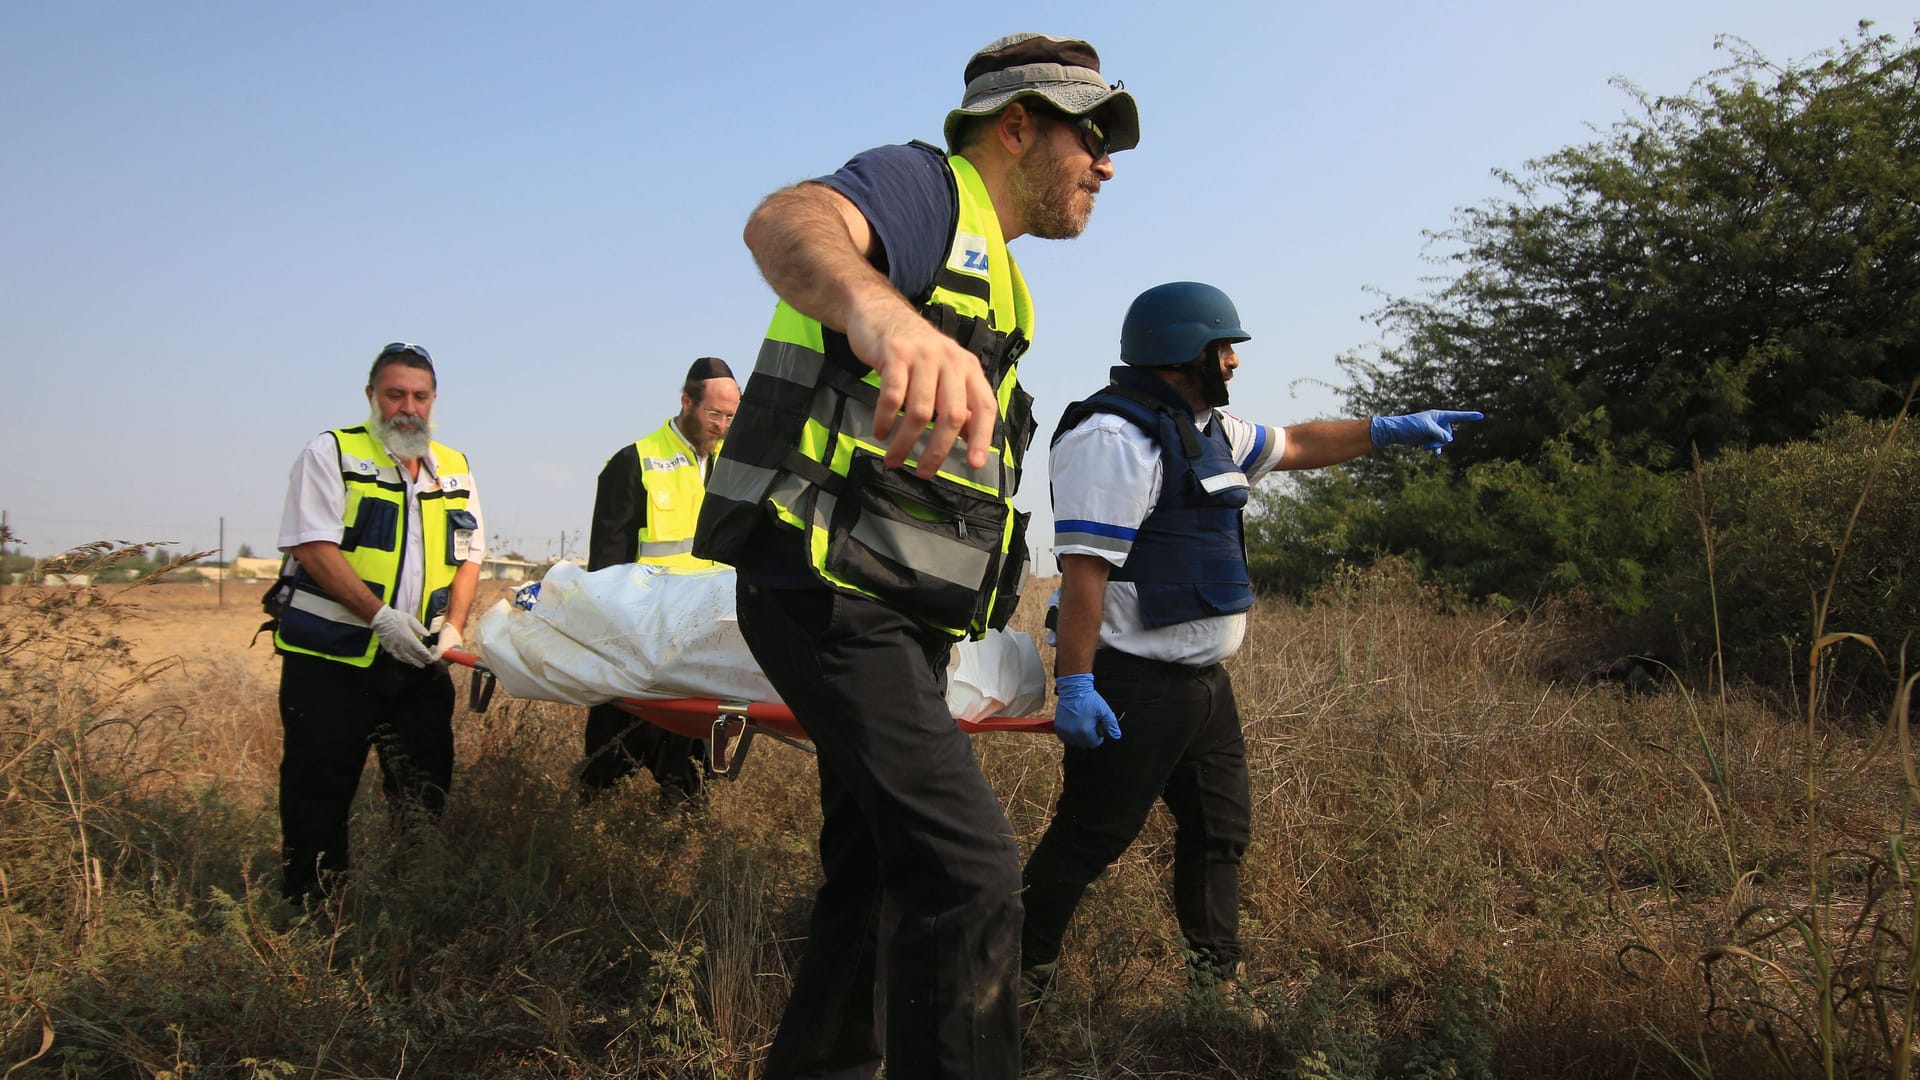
[696,147,1035,640]
[274,426,475,666]
[631,419,718,570]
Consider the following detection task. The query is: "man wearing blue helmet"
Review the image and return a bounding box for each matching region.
[1021,281,1481,1011]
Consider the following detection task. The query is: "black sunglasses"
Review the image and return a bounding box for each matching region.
[1028,105,1109,161]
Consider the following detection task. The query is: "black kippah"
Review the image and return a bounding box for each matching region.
[686,356,734,382]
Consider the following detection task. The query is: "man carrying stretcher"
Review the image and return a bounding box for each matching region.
[692,31,1140,1080]
[577,356,739,804]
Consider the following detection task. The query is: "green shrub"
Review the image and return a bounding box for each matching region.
[1246,464,1385,601]
[1658,414,1920,712]
[1249,419,1681,615]
[1384,430,1680,614]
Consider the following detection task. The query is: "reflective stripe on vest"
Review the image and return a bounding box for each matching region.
[1053,367,1255,629]
[632,420,719,570]
[274,427,474,666]
[694,149,1035,639]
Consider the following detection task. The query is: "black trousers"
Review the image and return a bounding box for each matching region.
[579,702,704,798]
[277,650,456,903]
[739,583,1022,1080]
[1021,649,1252,978]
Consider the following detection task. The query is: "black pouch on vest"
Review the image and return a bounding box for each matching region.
[822,449,1008,633]
[341,499,399,552]
[984,509,1030,631]
[445,509,479,564]
[253,572,294,647]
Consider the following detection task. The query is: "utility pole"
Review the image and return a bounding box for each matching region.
[218,516,225,607]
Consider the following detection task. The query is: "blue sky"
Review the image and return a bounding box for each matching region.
[2,3,1908,569]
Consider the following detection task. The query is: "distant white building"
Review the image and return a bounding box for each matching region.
[482,555,541,582]
[227,556,285,580]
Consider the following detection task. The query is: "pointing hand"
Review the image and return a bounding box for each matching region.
[1370,410,1484,454]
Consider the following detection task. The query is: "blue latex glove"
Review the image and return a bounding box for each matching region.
[1370,410,1485,454]
[1053,673,1122,749]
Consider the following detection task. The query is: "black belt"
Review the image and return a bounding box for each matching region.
[1093,648,1219,678]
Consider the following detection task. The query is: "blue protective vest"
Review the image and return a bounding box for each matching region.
[1052,366,1254,629]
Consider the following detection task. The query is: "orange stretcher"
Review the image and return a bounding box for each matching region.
[442,648,1053,779]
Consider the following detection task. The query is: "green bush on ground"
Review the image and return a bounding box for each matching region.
[1657,413,1920,712]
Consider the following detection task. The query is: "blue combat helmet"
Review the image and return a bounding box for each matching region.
[1119,281,1251,368]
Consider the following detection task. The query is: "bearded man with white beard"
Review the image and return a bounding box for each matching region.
[269,341,486,907]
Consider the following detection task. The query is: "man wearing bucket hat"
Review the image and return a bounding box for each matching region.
[692,31,1137,1080]
[1021,282,1481,1017]
[577,356,740,804]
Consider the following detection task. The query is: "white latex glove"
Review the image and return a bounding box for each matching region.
[369,606,434,667]
[430,622,463,662]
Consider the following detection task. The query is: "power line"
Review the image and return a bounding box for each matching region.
[5,512,280,530]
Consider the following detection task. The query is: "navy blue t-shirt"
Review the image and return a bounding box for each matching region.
[737,142,962,587]
[817,142,957,308]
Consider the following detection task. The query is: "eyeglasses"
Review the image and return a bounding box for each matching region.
[1030,106,1108,161]
[700,408,735,424]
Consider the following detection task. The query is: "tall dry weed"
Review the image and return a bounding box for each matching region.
[1648,382,1920,1078]
[1000,559,1898,1078]
[1,545,1908,1077]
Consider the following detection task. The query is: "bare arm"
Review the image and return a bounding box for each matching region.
[743,182,892,329]
[1276,419,1375,471]
[287,540,386,623]
[443,560,481,634]
[743,182,997,477]
[1052,553,1112,678]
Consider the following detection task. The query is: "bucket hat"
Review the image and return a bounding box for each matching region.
[943,32,1139,154]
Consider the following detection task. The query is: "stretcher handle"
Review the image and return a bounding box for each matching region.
[622,696,1052,734]
[443,648,495,712]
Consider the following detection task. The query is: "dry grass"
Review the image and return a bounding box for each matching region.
[2,550,1912,1078]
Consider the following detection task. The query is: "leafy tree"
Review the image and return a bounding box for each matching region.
[1342,23,1920,471]
[1254,24,1920,622]
[235,542,256,559]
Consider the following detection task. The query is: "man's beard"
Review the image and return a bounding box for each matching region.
[1012,145,1097,240]
[1173,356,1231,408]
[370,408,434,461]
[1195,359,1230,408]
[678,409,719,458]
